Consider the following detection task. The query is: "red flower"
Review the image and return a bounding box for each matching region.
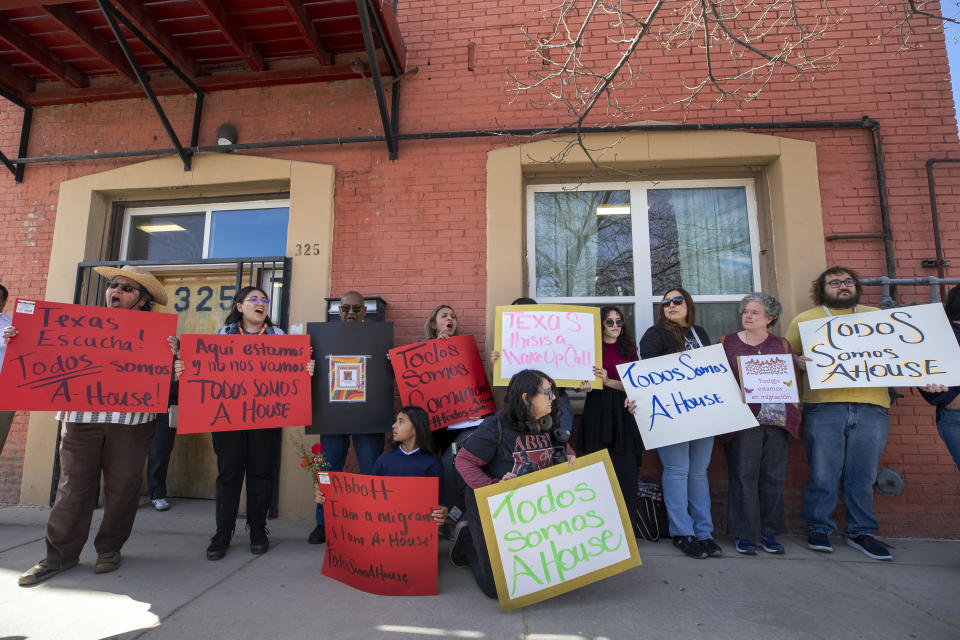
[299,458,308,468]
[312,442,323,455]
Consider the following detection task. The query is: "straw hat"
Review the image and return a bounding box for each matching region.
[92,264,168,306]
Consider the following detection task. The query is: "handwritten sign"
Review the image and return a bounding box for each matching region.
[494,304,601,389]
[177,334,312,433]
[319,471,438,596]
[739,354,799,403]
[390,336,496,430]
[0,299,176,412]
[617,344,758,449]
[798,303,960,389]
[474,450,640,612]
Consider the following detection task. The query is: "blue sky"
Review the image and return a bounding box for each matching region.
[949,22,960,132]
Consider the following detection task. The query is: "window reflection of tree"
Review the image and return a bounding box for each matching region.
[535,190,633,297]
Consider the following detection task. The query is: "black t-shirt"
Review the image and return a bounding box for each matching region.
[461,412,556,479]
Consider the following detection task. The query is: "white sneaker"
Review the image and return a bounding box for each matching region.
[152,498,170,511]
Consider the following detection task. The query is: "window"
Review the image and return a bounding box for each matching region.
[121,200,289,262]
[527,180,762,342]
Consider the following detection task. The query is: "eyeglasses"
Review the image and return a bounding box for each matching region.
[826,278,856,289]
[244,296,270,305]
[106,280,143,294]
[662,296,686,307]
[604,318,624,327]
[340,304,364,313]
[537,388,557,399]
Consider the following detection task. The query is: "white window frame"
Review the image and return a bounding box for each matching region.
[120,198,291,261]
[526,178,762,340]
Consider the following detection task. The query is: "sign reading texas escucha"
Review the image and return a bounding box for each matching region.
[494,304,601,389]
[474,450,641,612]
[798,303,960,389]
[616,344,759,450]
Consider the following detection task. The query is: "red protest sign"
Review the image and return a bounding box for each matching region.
[389,335,496,430]
[0,299,177,412]
[177,333,312,433]
[319,471,438,596]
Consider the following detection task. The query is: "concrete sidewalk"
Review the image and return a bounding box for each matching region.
[0,499,957,640]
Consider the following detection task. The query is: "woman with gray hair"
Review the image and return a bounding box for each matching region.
[719,292,800,556]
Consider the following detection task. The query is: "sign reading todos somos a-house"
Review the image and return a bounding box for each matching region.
[494,305,601,390]
[798,303,960,389]
[474,450,641,612]
[616,344,759,450]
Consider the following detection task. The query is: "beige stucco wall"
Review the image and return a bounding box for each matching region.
[484,127,828,354]
[19,152,335,520]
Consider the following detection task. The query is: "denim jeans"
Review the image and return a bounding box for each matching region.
[315,432,385,525]
[802,402,889,536]
[936,408,960,471]
[657,436,714,539]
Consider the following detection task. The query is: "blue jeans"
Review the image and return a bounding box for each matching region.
[802,402,889,537]
[936,408,960,471]
[315,432,385,525]
[657,436,714,539]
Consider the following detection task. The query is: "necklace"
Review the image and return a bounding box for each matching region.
[739,330,767,354]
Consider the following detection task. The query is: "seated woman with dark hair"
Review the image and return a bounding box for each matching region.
[451,369,576,598]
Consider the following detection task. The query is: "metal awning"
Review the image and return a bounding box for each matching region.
[0,0,406,178]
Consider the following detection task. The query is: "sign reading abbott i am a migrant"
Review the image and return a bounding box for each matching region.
[798,303,960,389]
[390,336,496,430]
[474,450,641,613]
[177,334,312,433]
[617,344,758,450]
[494,305,602,389]
[0,299,177,412]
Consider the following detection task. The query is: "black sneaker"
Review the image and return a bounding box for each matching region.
[846,534,892,560]
[249,526,270,555]
[807,532,833,553]
[307,525,326,545]
[673,535,708,559]
[449,521,471,567]
[697,537,723,557]
[206,531,231,561]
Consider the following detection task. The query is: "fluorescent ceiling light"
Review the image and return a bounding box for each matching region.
[138,224,186,233]
[596,205,630,215]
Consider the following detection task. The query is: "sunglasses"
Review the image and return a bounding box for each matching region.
[604,318,624,327]
[106,280,143,294]
[826,278,856,289]
[244,296,270,305]
[662,295,686,307]
[341,304,364,313]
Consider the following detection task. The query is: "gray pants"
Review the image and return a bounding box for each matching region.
[724,425,789,539]
[0,410,14,455]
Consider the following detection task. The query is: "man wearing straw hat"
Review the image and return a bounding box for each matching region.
[5,265,178,586]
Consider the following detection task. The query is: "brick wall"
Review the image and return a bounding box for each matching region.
[0,0,957,536]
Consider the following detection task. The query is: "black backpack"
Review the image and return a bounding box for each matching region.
[635,480,669,542]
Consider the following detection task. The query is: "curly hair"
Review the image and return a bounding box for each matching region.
[810,266,862,306]
[737,292,782,327]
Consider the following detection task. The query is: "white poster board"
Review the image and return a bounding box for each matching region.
[616,344,759,449]
[494,305,602,389]
[474,450,641,612]
[739,354,799,403]
[798,303,960,389]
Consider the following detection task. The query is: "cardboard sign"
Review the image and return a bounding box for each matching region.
[474,450,641,612]
[798,303,960,389]
[494,304,602,389]
[177,334,312,433]
[307,322,394,435]
[738,354,799,403]
[319,471,438,596]
[390,336,497,430]
[0,299,176,412]
[617,344,759,449]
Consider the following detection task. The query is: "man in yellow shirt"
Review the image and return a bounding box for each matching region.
[785,266,893,561]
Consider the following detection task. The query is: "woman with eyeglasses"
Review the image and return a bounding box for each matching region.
[576,306,643,535]
[175,285,313,561]
[638,288,721,559]
[450,369,576,598]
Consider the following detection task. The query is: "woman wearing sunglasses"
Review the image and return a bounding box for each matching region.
[638,288,720,559]
[176,285,313,561]
[576,306,643,535]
